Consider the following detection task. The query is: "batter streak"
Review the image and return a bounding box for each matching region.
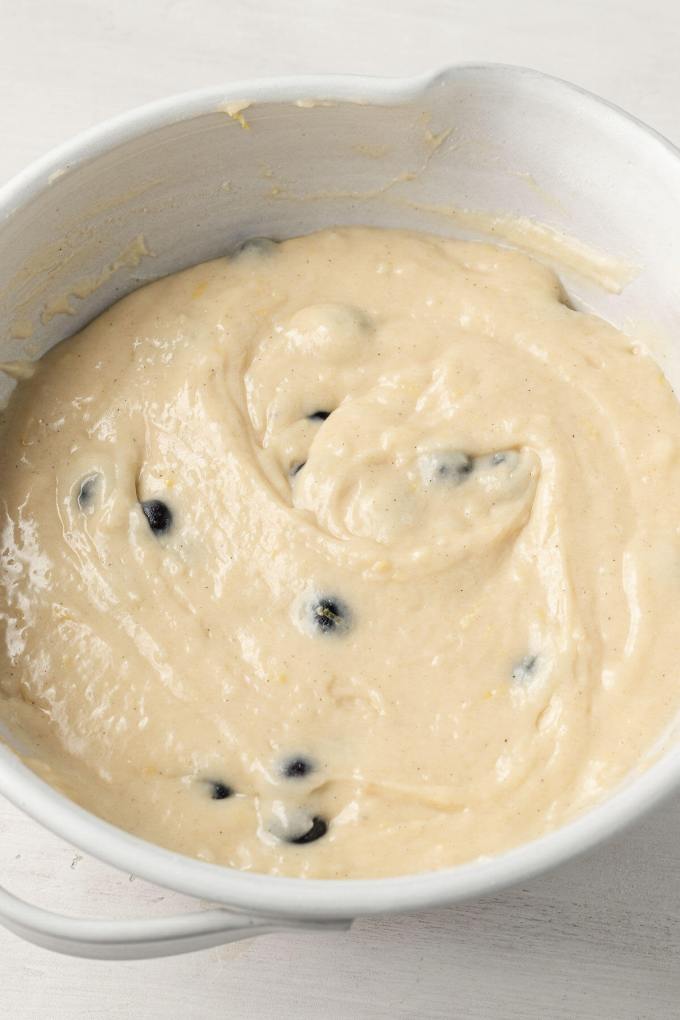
[1,227,680,878]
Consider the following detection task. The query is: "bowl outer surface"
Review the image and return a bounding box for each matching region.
[2,64,680,918]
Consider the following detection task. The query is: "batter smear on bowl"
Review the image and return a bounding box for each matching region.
[1,226,680,878]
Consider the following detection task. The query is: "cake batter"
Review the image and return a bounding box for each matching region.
[1,227,679,878]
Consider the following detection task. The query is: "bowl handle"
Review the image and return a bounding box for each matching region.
[0,882,351,959]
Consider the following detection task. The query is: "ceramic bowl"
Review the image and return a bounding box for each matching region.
[2,64,680,958]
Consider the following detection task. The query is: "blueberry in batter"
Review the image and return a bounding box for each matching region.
[310,596,351,635]
[235,237,278,258]
[419,450,474,487]
[282,756,314,779]
[287,817,328,845]
[209,781,233,800]
[512,655,538,684]
[141,499,172,534]
[77,474,98,510]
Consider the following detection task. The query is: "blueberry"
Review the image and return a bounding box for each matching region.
[290,460,306,477]
[437,452,473,482]
[77,474,98,510]
[141,499,172,534]
[420,451,474,487]
[287,816,328,845]
[308,410,331,422]
[209,781,233,800]
[310,596,350,635]
[235,237,278,257]
[490,450,519,470]
[282,756,314,779]
[511,654,538,684]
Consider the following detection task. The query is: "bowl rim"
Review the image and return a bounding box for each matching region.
[2,61,680,919]
[3,61,680,220]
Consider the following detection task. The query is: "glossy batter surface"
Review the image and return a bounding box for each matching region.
[2,227,680,878]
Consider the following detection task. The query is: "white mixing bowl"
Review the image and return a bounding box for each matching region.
[2,63,680,959]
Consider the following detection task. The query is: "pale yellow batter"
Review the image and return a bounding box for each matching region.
[1,227,680,879]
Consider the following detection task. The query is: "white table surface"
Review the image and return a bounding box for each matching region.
[3,0,680,1016]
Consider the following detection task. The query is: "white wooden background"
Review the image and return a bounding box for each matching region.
[3,0,680,1016]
